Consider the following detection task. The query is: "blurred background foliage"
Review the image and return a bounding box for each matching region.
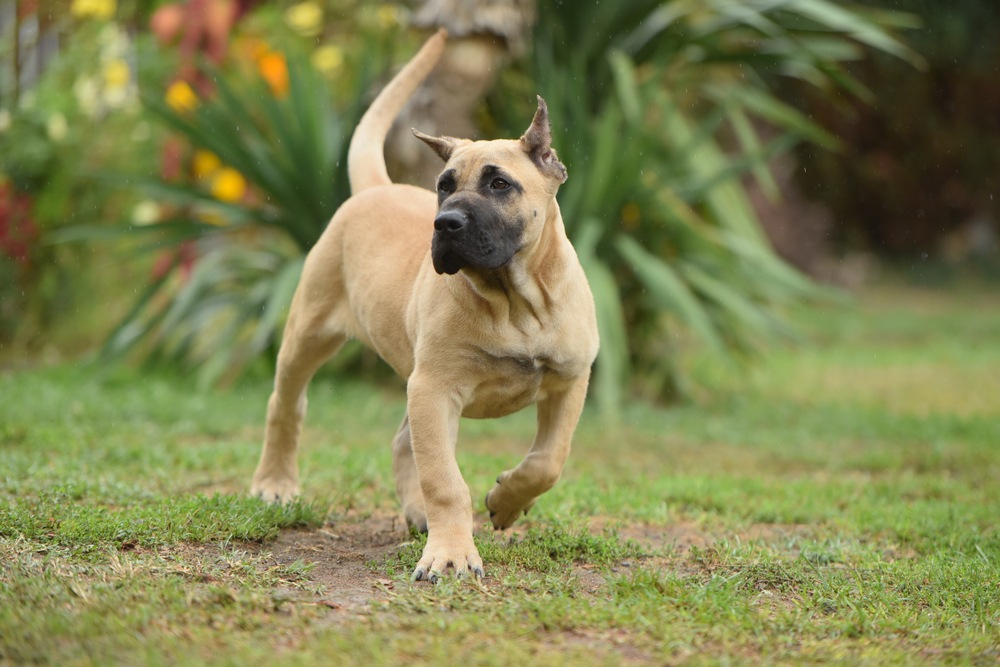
[788,0,1000,263]
[0,0,996,408]
[486,0,919,408]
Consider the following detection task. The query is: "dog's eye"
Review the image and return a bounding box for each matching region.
[490,178,510,190]
[438,180,454,194]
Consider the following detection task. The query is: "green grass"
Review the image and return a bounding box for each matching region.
[1,280,998,665]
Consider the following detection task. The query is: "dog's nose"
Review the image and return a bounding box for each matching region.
[434,211,467,234]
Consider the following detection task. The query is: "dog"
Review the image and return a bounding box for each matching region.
[251,29,599,582]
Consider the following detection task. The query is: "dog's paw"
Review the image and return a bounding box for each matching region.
[403,504,428,534]
[411,531,484,583]
[485,475,536,531]
[250,476,299,504]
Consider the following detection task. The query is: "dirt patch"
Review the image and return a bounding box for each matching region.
[196,513,825,620]
[247,510,411,615]
[231,513,707,613]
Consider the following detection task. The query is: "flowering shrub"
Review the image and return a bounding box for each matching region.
[0,181,40,340]
[0,181,38,269]
[77,0,416,384]
[0,5,159,352]
[72,23,138,118]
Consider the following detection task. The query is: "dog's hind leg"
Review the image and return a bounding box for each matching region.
[485,372,590,530]
[252,317,345,504]
[391,415,428,532]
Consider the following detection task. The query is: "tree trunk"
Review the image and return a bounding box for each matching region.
[385,0,536,188]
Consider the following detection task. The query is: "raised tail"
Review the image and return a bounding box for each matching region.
[347,29,447,194]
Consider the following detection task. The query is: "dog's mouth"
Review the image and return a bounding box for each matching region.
[432,245,521,276]
[432,248,467,275]
[432,226,521,276]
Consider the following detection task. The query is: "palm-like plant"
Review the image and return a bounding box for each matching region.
[490,0,920,410]
[87,48,379,386]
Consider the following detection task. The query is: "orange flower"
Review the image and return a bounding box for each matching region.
[233,36,269,65]
[258,51,289,98]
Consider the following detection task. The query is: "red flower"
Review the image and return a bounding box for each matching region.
[0,182,39,269]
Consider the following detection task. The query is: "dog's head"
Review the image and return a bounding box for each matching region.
[413,96,567,276]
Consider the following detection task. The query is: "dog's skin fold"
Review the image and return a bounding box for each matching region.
[251,29,599,582]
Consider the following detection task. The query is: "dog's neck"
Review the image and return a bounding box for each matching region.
[452,202,568,332]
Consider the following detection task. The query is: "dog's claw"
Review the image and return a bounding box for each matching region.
[412,536,482,583]
[412,567,441,584]
[472,566,484,579]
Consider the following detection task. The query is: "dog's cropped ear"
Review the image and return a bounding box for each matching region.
[520,96,567,184]
[412,129,464,162]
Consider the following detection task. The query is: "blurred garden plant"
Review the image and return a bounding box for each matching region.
[87,2,408,386]
[0,10,155,353]
[489,0,920,410]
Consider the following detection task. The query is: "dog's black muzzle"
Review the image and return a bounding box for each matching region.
[431,208,521,276]
[431,210,470,275]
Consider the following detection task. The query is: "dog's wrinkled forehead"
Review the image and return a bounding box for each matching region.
[443,141,550,191]
[413,95,568,190]
[438,161,519,189]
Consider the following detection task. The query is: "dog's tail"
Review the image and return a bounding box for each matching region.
[347,29,447,194]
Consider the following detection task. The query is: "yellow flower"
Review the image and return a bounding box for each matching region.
[74,76,100,118]
[103,58,130,89]
[376,4,400,29]
[166,80,198,113]
[199,211,228,227]
[132,200,161,226]
[284,1,323,37]
[258,51,289,98]
[621,202,642,230]
[192,150,222,181]
[211,167,247,203]
[71,0,116,20]
[47,113,68,141]
[311,45,344,76]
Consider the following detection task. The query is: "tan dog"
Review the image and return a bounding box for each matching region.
[251,30,598,582]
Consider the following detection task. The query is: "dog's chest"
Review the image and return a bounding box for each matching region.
[462,347,578,419]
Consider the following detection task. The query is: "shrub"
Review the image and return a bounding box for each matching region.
[489,0,918,409]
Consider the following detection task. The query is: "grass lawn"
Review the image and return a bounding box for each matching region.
[1,279,998,665]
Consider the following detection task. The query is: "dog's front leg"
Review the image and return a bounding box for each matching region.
[406,374,483,581]
[486,372,590,530]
